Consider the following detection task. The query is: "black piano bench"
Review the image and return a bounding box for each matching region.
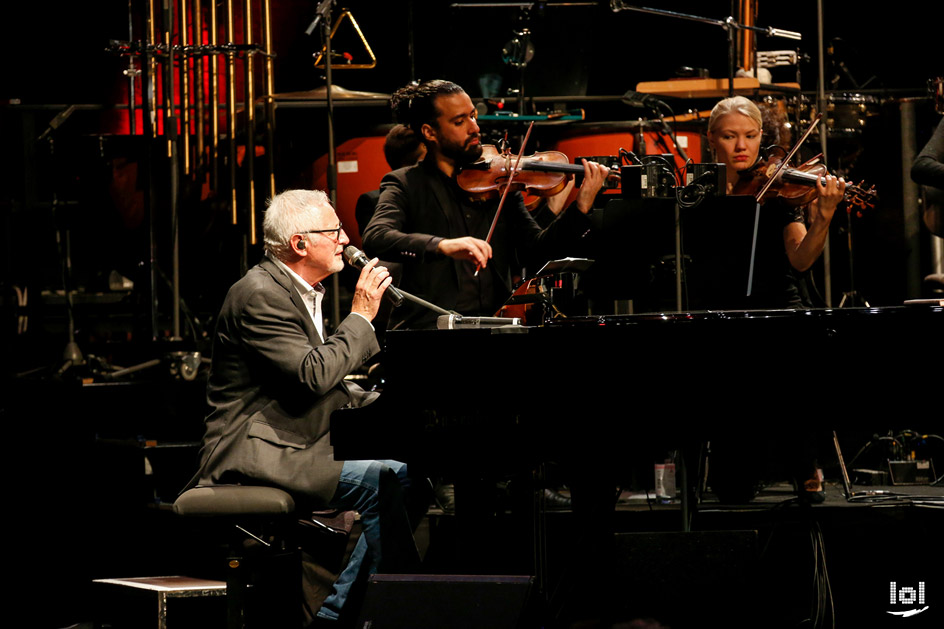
[173,485,300,629]
[173,485,359,628]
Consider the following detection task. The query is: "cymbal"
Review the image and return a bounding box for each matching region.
[269,84,389,101]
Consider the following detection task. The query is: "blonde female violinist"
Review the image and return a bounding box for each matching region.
[706,96,846,307]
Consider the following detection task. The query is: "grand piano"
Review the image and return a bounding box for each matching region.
[334,185,944,461]
[331,305,942,624]
[332,305,943,468]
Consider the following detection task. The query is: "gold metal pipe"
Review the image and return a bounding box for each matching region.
[164,3,173,158]
[244,0,257,245]
[226,0,238,225]
[262,0,276,200]
[738,0,756,74]
[194,0,205,177]
[180,0,191,175]
[147,0,158,138]
[210,0,220,192]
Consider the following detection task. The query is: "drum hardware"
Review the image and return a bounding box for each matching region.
[824,93,881,136]
[270,85,390,101]
[788,93,880,139]
[758,95,793,150]
[502,27,535,69]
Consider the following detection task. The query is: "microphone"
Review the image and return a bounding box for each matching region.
[343,245,404,307]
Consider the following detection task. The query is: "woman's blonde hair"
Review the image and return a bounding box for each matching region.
[708,96,763,133]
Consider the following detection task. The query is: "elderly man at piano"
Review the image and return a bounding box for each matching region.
[362,79,609,330]
[187,189,423,625]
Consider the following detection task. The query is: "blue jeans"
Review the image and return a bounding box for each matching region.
[317,459,420,621]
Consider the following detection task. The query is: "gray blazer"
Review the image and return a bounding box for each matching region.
[190,257,380,505]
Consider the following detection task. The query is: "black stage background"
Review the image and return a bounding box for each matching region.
[2,1,941,345]
[1,2,941,628]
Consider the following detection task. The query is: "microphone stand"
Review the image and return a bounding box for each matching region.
[609,2,801,96]
[163,0,182,342]
[384,282,527,330]
[306,0,342,329]
[397,289,455,318]
[36,107,85,376]
[816,0,834,306]
[622,93,690,165]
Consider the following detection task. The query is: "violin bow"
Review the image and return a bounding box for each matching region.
[754,113,823,201]
[474,121,535,276]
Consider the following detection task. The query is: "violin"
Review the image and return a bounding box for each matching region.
[459,123,613,276]
[457,144,619,202]
[733,148,877,214]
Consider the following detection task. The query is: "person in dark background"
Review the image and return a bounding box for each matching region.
[912,117,944,190]
[911,111,944,287]
[352,124,427,341]
[355,124,427,236]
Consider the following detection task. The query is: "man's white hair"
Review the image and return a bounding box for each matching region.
[263,189,333,261]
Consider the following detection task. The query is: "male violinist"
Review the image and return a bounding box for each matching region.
[362,79,609,330]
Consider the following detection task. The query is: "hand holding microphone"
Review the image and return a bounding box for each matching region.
[345,246,457,319]
[344,245,404,308]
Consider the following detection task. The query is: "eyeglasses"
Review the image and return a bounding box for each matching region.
[297,224,344,242]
